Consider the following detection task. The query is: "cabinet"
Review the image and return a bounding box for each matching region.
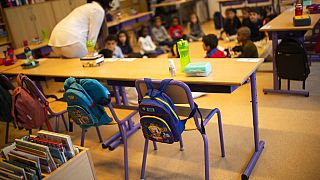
[69,0,86,10]
[50,0,72,23]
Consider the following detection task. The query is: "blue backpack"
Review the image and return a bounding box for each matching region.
[139,78,204,144]
[64,77,112,129]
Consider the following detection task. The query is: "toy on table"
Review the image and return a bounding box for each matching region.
[81,40,104,67]
[21,47,39,69]
[177,39,190,72]
[184,62,212,77]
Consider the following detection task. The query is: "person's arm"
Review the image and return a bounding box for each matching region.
[152,27,160,42]
[116,46,124,58]
[148,36,157,51]
[139,37,153,52]
[88,7,105,45]
[162,26,171,41]
[179,26,184,36]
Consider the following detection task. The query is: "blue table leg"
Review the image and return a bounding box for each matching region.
[242,72,265,180]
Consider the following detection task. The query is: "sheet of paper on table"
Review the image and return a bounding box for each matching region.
[237,58,260,62]
[104,58,119,62]
[118,58,137,62]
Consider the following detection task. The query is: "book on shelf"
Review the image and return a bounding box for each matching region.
[0,131,77,179]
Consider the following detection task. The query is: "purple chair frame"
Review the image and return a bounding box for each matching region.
[79,103,138,180]
[135,79,225,180]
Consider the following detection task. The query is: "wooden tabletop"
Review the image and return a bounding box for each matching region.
[0,60,24,73]
[107,12,152,27]
[15,42,48,55]
[260,8,320,32]
[3,58,264,86]
[151,0,192,8]
[187,40,271,59]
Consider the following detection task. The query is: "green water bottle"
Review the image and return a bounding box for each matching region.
[177,39,191,72]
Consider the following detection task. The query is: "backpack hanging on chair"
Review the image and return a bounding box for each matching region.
[138,78,205,144]
[64,77,112,129]
[275,38,310,90]
[11,74,52,131]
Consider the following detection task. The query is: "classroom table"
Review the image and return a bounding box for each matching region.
[0,60,23,73]
[260,8,320,96]
[3,57,265,179]
[151,0,209,26]
[107,12,153,30]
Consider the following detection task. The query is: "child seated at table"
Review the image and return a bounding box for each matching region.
[152,16,173,47]
[138,26,163,57]
[202,34,226,58]
[117,30,142,58]
[168,17,186,42]
[99,35,124,58]
[242,7,250,27]
[233,27,258,58]
[222,8,242,37]
[187,13,205,41]
[247,8,265,42]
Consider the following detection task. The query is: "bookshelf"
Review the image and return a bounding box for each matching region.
[0,7,11,51]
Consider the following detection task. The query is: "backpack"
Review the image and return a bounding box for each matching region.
[64,77,112,129]
[0,74,14,123]
[275,38,310,81]
[213,12,224,30]
[138,78,205,144]
[11,74,52,130]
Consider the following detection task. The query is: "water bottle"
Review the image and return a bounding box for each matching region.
[177,40,191,72]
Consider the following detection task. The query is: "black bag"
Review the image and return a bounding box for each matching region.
[213,12,224,30]
[275,39,310,89]
[0,74,14,123]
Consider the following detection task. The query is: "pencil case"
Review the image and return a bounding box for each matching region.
[184,62,212,77]
[293,15,311,26]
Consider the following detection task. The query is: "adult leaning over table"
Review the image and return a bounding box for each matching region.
[49,0,113,58]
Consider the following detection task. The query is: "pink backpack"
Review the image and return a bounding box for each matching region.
[11,74,52,131]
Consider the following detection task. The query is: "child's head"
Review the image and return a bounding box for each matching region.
[225,8,237,20]
[237,26,251,43]
[190,13,199,24]
[249,8,260,23]
[140,26,149,37]
[117,30,129,45]
[171,17,180,27]
[242,8,250,19]
[105,35,118,51]
[154,16,162,27]
[202,34,219,51]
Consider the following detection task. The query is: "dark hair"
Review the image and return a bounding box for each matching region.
[87,0,113,9]
[140,26,149,37]
[249,8,261,15]
[189,13,200,25]
[105,34,117,43]
[153,16,162,23]
[202,34,218,49]
[117,30,130,46]
[171,17,180,25]
[226,8,237,14]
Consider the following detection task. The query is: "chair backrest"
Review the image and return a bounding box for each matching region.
[135,79,194,106]
[0,74,15,91]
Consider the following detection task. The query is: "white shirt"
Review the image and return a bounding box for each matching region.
[138,35,157,54]
[49,2,104,47]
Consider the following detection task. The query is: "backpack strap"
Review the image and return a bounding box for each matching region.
[181,103,206,134]
[144,78,154,95]
[158,79,173,94]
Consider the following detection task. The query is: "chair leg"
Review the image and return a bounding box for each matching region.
[201,134,210,180]
[152,141,158,150]
[69,117,73,132]
[55,116,60,132]
[81,129,87,147]
[217,111,225,157]
[61,114,68,131]
[95,126,103,143]
[5,121,10,144]
[179,136,184,151]
[141,139,149,180]
[119,124,129,180]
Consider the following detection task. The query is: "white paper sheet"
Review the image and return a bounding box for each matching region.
[237,58,260,63]
[118,58,137,62]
